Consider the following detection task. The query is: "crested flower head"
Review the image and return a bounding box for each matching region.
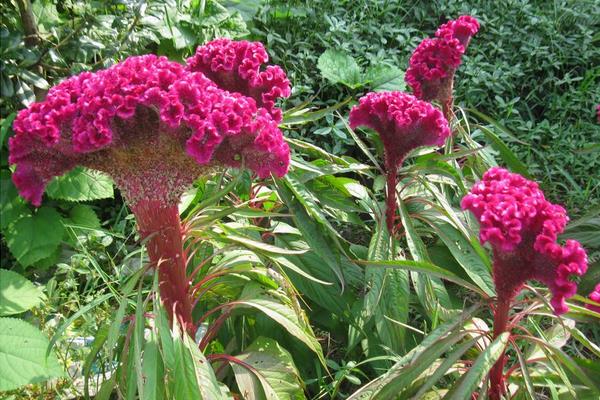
[405,38,463,101]
[462,167,588,314]
[587,284,600,313]
[435,15,480,48]
[10,49,290,207]
[349,91,450,167]
[405,15,479,103]
[186,38,291,122]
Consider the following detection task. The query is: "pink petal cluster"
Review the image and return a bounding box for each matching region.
[349,91,450,232]
[462,167,588,314]
[405,16,479,102]
[10,48,290,207]
[435,15,480,48]
[587,284,600,313]
[349,91,451,166]
[186,38,291,122]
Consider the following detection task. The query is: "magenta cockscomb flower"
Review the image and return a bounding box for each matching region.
[349,91,450,232]
[435,15,480,48]
[587,284,600,313]
[404,38,463,103]
[10,54,290,207]
[186,38,291,122]
[462,167,588,315]
[462,167,588,399]
[405,16,479,117]
[596,104,600,123]
[10,44,291,335]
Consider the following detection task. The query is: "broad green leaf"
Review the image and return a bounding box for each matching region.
[432,223,495,297]
[445,333,510,400]
[317,49,362,88]
[0,269,45,316]
[238,283,325,366]
[171,324,224,399]
[232,337,305,400]
[19,70,49,89]
[142,335,165,400]
[6,206,64,267]
[0,170,31,231]
[46,167,114,201]
[0,317,63,391]
[365,65,406,92]
[68,204,101,229]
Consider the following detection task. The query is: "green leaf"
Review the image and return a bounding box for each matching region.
[0,317,63,391]
[0,270,45,316]
[365,65,406,92]
[398,199,451,310]
[445,332,510,400]
[46,167,114,202]
[475,125,531,177]
[432,223,495,297]
[238,283,325,366]
[363,222,409,353]
[357,259,488,298]
[142,336,165,400]
[68,204,101,229]
[19,70,49,90]
[170,323,224,399]
[0,170,31,232]
[6,207,64,267]
[232,337,305,400]
[317,49,363,88]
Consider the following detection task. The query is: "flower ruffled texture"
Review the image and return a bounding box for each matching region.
[186,38,291,122]
[462,167,588,314]
[349,91,451,166]
[10,51,290,207]
[587,284,600,313]
[349,91,450,231]
[405,15,479,102]
[435,15,480,47]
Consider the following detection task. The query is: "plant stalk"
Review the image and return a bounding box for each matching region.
[132,200,195,336]
[489,296,511,400]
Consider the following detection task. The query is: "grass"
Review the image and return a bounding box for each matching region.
[251,0,600,214]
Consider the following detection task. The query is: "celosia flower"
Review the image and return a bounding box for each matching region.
[10,53,290,207]
[587,283,600,313]
[10,44,291,336]
[349,91,450,231]
[404,38,464,102]
[462,167,588,314]
[435,15,480,48]
[186,38,291,122]
[405,16,479,106]
[596,104,600,123]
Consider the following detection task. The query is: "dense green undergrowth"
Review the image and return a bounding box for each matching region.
[252,0,600,214]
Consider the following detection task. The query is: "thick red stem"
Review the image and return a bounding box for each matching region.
[132,200,195,336]
[489,296,511,400]
[442,95,454,124]
[385,156,399,234]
